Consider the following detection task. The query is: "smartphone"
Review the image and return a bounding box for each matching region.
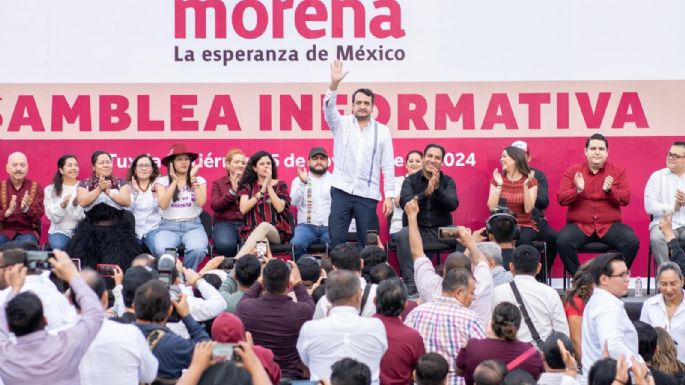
[438,226,459,240]
[366,230,379,246]
[96,264,116,277]
[71,258,82,272]
[25,251,54,272]
[165,248,177,258]
[256,241,267,258]
[212,343,241,362]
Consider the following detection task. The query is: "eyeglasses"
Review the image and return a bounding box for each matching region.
[609,271,630,280]
[136,164,153,169]
[667,152,685,160]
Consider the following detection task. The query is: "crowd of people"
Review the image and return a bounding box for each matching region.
[1,60,685,385]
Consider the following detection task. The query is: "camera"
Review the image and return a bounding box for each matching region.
[212,343,242,362]
[218,257,235,270]
[157,253,176,288]
[165,248,177,259]
[25,251,53,273]
[96,264,116,277]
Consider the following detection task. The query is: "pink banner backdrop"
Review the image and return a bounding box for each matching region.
[1,135,677,278]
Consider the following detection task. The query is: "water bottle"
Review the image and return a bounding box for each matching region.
[635,277,644,298]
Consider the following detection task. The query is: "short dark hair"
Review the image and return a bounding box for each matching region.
[326,270,360,304]
[71,270,107,311]
[331,243,362,271]
[542,332,575,370]
[488,215,516,243]
[134,280,171,323]
[512,245,539,274]
[360,246,386,268]
[502,369,535,385]
[635,320,658,362]
[673,141,685,149]
[442,268,473,293]
[6,291,45,336]
[424,143,446,158]
[262,259,290,294]
[585,133,609,149]
[123,266,158,308]
[197,361,252,385]
[473,360,507,385]
[370,263,397,284]
[351,88,374,105]
[444,252,471,275]
[590,253,625,285]
[375,277,407,317]
[415,353,449,385]
[297,257,321,283]
[234,255,261,287]
[202,273,222,290]
[492,302,521,341]
[331,358,371,385]
[1,248,27,265]
[588,357,618,385]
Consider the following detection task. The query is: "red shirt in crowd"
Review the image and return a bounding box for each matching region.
[0,178,44,239]
[557,161,630,237]
[210,175,244,223]
[563,295,586,318]
[373,314,426,385]
[491,176,538,231]
[456,338,543,385]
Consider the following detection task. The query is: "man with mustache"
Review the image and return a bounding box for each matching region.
[0,152,44,245]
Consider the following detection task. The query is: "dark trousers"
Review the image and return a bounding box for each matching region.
[518,223,558,278]
[557,222,639,275]
[329,187,379,250]
[396,226,457,289]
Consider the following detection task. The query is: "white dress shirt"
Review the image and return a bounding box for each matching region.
[297,306,388,385]
[644,168,685,230]
[0,272,78,332]
[313,276,376,319]
[167,279,227,338]
[640,290,685,362]
[389,176,405,234]
[582,287,642,372]
[290,172,332,226]
[79,319,158,385]
[323,89,395,201]
[44,184,84,237]
[492,275,569,344]
[128,187,161,239]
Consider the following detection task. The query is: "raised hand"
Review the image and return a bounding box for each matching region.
[404,197,419,217]
[492,169,504,187]
[20,191,30,212]
[297,166,309,184]
[574,172,585,193]
[526,170,536,184]
[190,163,201,178]
[329,60,349,90]
[61,193,72,209]
[5,195,17,217]
[602,175,614,192]
[675,189,685,211]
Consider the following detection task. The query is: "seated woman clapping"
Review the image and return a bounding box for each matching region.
[236,151,292,258]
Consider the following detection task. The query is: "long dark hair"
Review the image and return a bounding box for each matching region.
[240,151,278,190]
[491,302,522,341]
[503,146,531,176]
[127,154,160,185]
[52,154,77,197]
[90,150,112,177]
[564,269,594,311]
[167,155,193,202]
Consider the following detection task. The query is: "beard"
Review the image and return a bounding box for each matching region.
[310,165,327,176]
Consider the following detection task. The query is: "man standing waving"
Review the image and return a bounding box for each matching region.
[324,60,395,249]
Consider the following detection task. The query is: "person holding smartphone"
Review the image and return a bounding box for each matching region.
[235,151,293,258]
[154,144,208,270]
[126,154,162,253]
[68,150,140,269]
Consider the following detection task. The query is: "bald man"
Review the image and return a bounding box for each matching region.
[0,152,44,245]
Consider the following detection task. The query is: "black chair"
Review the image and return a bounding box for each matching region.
[531,240,549,285]
[563,242,615,289]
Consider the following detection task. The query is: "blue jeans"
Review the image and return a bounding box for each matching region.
[0,233,39,246]
[291,224,330,261]
[213,220,242,258]
[329,187,379,250]
[153,218,208,270]
[138,229,160,255]
[48,233,71,251]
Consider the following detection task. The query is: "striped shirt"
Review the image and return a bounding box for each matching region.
[404,296,485,385]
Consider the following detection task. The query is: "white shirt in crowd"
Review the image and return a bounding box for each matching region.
[313,276,376,319]
[492,275,569,344]
[0,272,78,332]
[79,319,158,385]
[290,172,332,226]
[155,176,205,220]
[166,279,227,339]
[128,186,161,239]
[297,306,388,385]
[640,289,685,362]
[389,176,405,234]
[44,184,84,237]
[644,168,685,230]
[582,287,642,372]
[323,89,395,201]
[415,257,494,327]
